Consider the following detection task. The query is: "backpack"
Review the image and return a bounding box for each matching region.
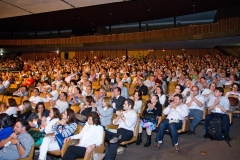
[207,117,225,141]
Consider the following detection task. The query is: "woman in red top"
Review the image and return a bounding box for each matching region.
[22,75,34,87]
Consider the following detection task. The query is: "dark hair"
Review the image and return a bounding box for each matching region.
[105,78,111,84]
[66,108,76,124]
[88,112,100,125]
[85,96,94,104]
[51,108,61,120]
[216,87,224,94]
[35,102,45,112]
[175,84,183,93]
[70,80,77,85]
[174,94,183,100]
[125,98,134,109]
[232,83,239,89]
[75,87,82,94]
[23,100,31,111]
[61,92,68,98]
[114,87,121,94]
[156,85,164,95]
[8,98,17,107]
[43,80,49,84]
[134,90,142,100]
[16,119,30,131]
[34,88,40,93]
[0,113,13,128]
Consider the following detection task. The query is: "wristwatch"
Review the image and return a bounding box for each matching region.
[16,141,21,146]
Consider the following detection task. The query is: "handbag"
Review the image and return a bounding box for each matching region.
[55,132,65,149]
[228,97,239,106]
[140,114,157,122]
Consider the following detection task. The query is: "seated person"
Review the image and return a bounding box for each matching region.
[0,119,34,159]
[29,88,43,109]
[41,84,59,102]
[22,74,34,87]
[97,97,114,126]
[0,98,18,118]
[225,83,240,111]
[76,96,95,123]
[38,109,77,160]
[63,112,104,160]
[186,86,205,134]
[130,90,143,114]
[105,99,137,160]
[135,78,148,95]
[68,87,82,105]
[0,113,14,150]
[39,108,61,134]
[111,87,125,112]
[50,92,69,114]
[17,100,32,120]
[27,102,49,128]
[13,86,28,97]
[137,94,162,147]
[155,94,189,152]
[204,87,230,142]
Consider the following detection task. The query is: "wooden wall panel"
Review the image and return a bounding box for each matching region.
[75,50,126,60]
[148,49,223,59]
[21,52,60,60]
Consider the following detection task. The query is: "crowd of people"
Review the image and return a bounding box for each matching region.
[0,52,239,159]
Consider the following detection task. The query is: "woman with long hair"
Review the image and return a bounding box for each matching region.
[38,109,77,160]
[63,112,103,160]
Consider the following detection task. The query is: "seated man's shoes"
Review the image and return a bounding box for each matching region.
[155,142,163,150]
[187,130,195,135]
[203,133,209,139]
[174,145,180,153]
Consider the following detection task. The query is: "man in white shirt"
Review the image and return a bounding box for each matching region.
[50,92,68,114]
[2,76,10,88]
[144,74,155,89]
[155,94,189,152]
[51,76,63,90]
[186,86,205,134]
[204,87,230,142]
[41,84,59,102]
[29,88,43,109]
[105,99,137,160]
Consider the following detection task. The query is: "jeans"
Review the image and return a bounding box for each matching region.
[155,119,182,145]
[188,109,203,131]
[105,128,133,160]
[205,112,230,131]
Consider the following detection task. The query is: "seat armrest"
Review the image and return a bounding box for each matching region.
[181,118,190,132]
[61,140,70,157]
[105,124,118,129]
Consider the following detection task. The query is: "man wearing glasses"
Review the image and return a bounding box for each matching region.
[185,86,205,134]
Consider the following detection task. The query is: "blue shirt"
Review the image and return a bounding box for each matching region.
[0,126,13,142]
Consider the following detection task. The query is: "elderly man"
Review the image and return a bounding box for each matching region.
[0,119,34,160]
[50,92,68,114]
[2,76,10,88]
[186,86,205,134]
[155,94,189,152]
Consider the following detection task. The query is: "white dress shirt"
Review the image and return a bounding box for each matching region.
[54,100,68,114]
[113,110,137,132]
[163,103,190,121]
[71,123,103,148]
[186,95,205,111]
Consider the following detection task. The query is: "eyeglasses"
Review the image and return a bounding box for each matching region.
[233,87,238,89]
[175,88,180,90]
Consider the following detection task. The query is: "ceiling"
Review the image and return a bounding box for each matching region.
[0,0,239,32]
